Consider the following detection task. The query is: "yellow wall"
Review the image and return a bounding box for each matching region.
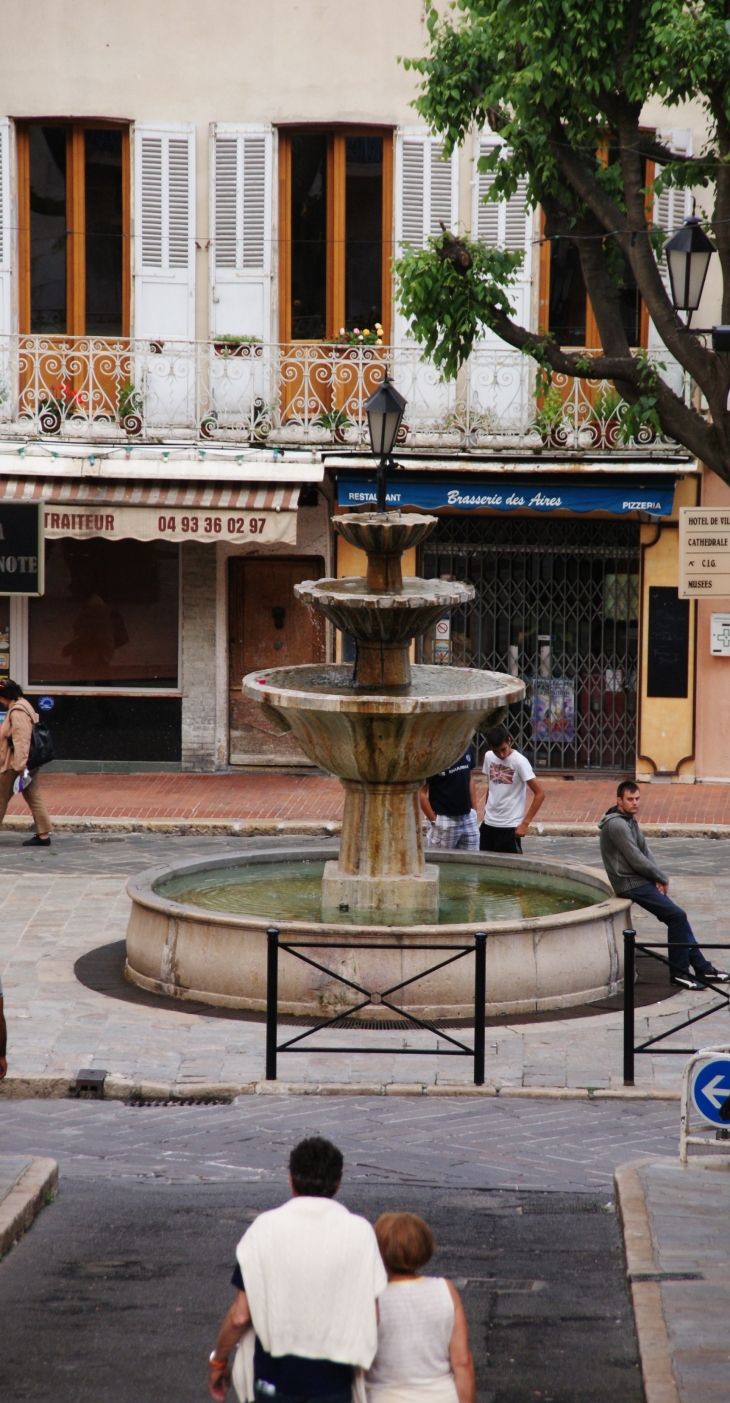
[637,477,697,779]
[335,535,416,663]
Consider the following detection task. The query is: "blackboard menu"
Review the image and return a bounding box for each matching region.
[647,587,689,698]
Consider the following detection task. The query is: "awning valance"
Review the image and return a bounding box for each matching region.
[337,474,676,517]
[0,479,301,545]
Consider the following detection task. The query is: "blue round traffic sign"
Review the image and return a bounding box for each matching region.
[691,1057,730,1125]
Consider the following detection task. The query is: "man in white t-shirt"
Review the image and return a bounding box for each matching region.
[480,723,545,855]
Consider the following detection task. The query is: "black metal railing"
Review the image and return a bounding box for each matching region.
[265,926,487,1085]
[623,927,730,1084]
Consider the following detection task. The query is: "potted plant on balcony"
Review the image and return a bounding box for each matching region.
[117,381,143,437]
[212,334,263,358]
[313,406,354,444]
[532,382,569,450]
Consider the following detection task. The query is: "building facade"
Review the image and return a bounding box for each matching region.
[0,0,726,780]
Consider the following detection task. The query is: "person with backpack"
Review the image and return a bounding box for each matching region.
[0,680,53,847]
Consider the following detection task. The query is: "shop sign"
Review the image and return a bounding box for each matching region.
[710,614,730,656]
[679,507,730,598]
[0,503,43,595]
[42,505,297,546]
[337,476,676,516]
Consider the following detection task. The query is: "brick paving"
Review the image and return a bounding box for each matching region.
[6,770,730,826]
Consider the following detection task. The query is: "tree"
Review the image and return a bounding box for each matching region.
[396,0,730,482]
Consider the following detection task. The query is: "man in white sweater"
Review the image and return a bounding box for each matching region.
[208,1137,388,1403]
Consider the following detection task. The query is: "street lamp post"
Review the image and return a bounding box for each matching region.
[664,214,716,323]
[363,372,407,513]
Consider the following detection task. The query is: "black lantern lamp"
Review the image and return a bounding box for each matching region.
[664,215,716,320]
[364,372,406,513]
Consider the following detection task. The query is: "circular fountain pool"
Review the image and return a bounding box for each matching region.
[125,847,630,1020]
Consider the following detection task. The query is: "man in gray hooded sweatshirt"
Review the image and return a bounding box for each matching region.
[599,780,730,990]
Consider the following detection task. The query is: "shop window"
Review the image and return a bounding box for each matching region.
[280,128,392,341]
[28,539,178,687]
[18,122,130,335]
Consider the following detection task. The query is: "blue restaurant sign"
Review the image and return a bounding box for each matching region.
[337,475,676,516]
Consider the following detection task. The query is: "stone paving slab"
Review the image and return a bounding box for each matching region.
[0,1154,58,1258]
[0,834,728,1096]
[616,1156,730,1403]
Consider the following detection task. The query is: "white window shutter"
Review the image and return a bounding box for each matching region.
[210,123,273,341]
[133,122,195,339]
[395,129,459,251]
[0,119,12,339]
[654,129,693,273]
[472,134,533,340]
[649,128,693,362]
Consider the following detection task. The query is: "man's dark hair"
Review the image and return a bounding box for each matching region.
[617,779,640,799]
[486,723,510,749]
[0,679,23,701]
[289,1137,343,1197]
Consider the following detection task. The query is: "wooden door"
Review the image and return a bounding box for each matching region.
[228,556,326,765]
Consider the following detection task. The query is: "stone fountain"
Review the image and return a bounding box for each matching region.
[124,510,629,1022]
[250,511,520,917]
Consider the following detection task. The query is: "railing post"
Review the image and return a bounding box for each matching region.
[623,927,636,1086]
[473,932,487,1086]
[266,927,279,1081]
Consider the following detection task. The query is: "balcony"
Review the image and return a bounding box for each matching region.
[0,335,687,455]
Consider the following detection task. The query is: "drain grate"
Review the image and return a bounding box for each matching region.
[127,1095,233,1107]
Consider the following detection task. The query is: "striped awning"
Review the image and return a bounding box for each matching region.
[0,477,301,510]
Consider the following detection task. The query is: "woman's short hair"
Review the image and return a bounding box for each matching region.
[0,679,23,701]
[375,1212,435,1273]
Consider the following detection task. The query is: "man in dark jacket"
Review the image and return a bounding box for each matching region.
[598,780,730,990]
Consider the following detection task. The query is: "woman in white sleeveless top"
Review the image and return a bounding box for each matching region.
[366,1212,474,1403]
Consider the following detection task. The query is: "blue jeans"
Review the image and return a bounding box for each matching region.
[627,882,712,975]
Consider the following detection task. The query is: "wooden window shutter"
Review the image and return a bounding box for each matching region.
[210,124,273,340]
[648,128,693,364]
[133,122,195,338]
[0,118,12,339]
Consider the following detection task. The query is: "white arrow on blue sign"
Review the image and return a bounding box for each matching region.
[691,1057,730,1125]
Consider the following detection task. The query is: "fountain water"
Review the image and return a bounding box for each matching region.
[125,511,629,1020]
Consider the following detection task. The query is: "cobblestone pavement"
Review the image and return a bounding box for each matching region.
[8,768,730,827]
[0,1095,680,1191]
[1,833,729,1093]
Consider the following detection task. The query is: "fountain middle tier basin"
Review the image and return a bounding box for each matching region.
[242,663,523,782]
[125,848,631,1020]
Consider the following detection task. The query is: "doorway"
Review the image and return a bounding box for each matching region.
[228,556,325,765]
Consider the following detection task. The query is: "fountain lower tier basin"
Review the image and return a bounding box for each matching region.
[125,848,631,1020]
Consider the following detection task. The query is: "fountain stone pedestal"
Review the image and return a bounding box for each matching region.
[244,512,525,918]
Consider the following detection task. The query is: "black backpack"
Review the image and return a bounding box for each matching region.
[28,719,55,770]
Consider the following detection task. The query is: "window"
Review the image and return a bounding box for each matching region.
[279,128,393,341]
[539,145,652,349]
[18,122,130,336]
[28,539,178,687]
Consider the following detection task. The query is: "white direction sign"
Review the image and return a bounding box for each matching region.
[679,507,730,598]
[691,1056,730,1125]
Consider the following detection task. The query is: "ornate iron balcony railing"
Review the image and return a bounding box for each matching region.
[0,335,686,453]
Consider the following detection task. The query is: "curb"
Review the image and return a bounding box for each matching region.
[3,815,730,838]
[0,1157,58,1260]
[615,1159,681,1403]
[0,1073,682,1101]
